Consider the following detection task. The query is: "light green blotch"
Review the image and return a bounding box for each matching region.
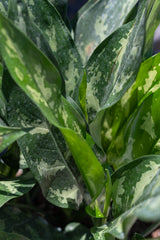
[131,161,160,206]
[103,120,112,141]
[64,50,79,96]
[37,159,65,177]
[45,26,57,52]
[15,67,24,81]
[26,85,48,107]
[115,176,126,206]
[73,121,82,135]
[120,85,133,107]
[50,185,79,205]
[33,64,52,101]
[87,81,100,112]
[0,181,19,195]
[62,109,69,128]
[143,69,157,93]
[29,127,49,135]
[141,112,156,139]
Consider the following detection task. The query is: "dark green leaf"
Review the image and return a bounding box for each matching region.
[75,0,139,64]
[92,155,160,239]
[0,231,30,240]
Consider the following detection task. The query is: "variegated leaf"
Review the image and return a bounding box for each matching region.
[0,125,33,153]
[0,12,106,202]
[75,0,139,64]
[0,172,35,207]
[8,0,60,70]
[23,0,83,98]
[105,53,160,169]
[143,0,160,59]
[0,0,8,15]
[92,155,160,240]
[86,0,147,123]
[3,73,83,209]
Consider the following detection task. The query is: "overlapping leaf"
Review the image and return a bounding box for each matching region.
[2,72,83,209]
[86,0,146,122]
[105,53,160,169]
[92,155,160,240]
[23,0,83,98]
[0,172,35,207]
[0,12,106,203]
[75,0,139,64]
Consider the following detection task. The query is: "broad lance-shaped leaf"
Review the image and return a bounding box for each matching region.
[92,155,160,240]
[23,0,83,98]
[75,0,139,64]
[0,172,35,207]
[0,12,106,201]
[105,53,160,169]
[86,0,147,123]
[3,73,83,208]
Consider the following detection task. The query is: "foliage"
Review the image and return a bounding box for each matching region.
[0,0,160,239]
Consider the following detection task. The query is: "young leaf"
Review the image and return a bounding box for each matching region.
[23,0,83,98]
[75,0,139,64]
[92,155,160,239]
[0,172,35,207]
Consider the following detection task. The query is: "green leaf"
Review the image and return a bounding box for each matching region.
[0,0,8,15]
[0,231,30,240]
[92,155,160,239]
[143,0,160,59]
[75,0,139,64]
[2,73,83,209]
[106,53,160,169]
[0,62,6,119]
[0,125,33,153]
[0,206,63,240]
[0,172,35,207]
[86,0,147,123]
[23,0,83,98]
[0,11,106,201]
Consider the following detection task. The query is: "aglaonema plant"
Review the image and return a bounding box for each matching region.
[0,0,160,239]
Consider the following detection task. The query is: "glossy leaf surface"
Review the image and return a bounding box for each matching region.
[92,155,160,239]
[75,0,139,64]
